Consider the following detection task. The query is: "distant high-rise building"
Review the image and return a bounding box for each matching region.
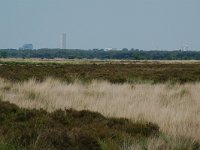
[19,44,33,50]
[61,33,67,49]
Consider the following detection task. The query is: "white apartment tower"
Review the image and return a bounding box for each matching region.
[61,33,67,49]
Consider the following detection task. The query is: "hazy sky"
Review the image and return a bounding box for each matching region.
[0,0,199,50]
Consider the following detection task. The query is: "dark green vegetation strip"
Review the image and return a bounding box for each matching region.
[0,100,159,150]
[1,49,200,60]
[0,63,200,83]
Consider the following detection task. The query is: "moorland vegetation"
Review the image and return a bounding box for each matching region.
[0,60,200,150]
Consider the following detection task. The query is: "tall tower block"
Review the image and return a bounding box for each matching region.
[61,33,67,49]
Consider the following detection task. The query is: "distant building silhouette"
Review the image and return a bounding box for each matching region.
[19,44,33,50]
[105,48,117,51]
[61,33,67,49]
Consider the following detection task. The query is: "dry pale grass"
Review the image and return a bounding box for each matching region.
[0,78,200,142]
[1,58,200,64]
[122,137,197,150]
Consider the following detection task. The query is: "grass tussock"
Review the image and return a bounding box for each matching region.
[1,78,200,143]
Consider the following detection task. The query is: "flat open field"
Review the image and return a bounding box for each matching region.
[1,60,200,150]
[1,59,200,83]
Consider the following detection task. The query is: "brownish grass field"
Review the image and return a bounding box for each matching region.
[1,59,200,150]
[1,59,200,83]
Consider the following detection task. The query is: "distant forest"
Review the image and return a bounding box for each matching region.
[1,49,200,60]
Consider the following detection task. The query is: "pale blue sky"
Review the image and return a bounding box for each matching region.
[0,0,199,50]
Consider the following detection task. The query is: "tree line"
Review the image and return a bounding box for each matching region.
[1,49,200,60]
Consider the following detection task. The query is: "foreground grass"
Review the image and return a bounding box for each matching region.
[1,60,200,83]
[1,78,200,145]
[1,100,199,150]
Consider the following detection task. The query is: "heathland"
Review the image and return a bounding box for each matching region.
[0,59,200,150]
[1,59,200,83]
